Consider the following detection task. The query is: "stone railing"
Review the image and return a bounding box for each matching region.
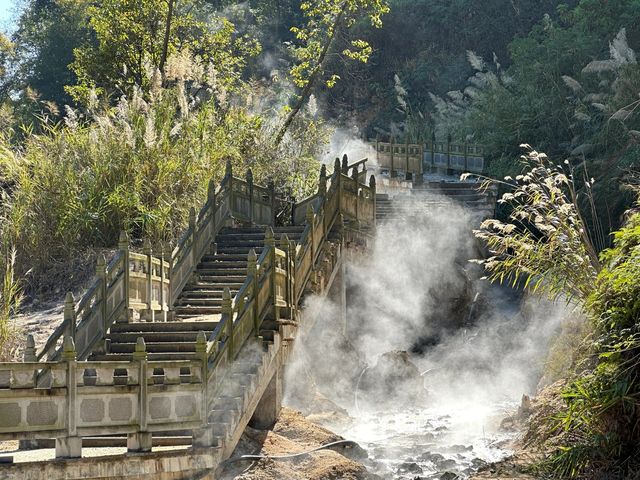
[374,138,485,178]
[1,155,376,458]
[36,161,287,366]
[0,335,207,456]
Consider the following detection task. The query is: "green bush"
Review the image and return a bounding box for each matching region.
[0,76,326,294]
[541,214,640,478]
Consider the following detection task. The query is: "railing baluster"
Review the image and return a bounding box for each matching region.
[64,292,76,343]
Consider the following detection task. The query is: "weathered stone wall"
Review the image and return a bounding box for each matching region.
[1,446,222,480]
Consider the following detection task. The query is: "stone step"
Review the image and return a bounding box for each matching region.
[109,342,198,353]
[108,331,213,343]
[201,254,253,262]
[196,275,247,283]
[174,306,223,315]
[182,283,243,292]
[194,268,248,276]
[216,248,263,256]
[176,297,224,307]
[216,233,303,242]
[110,321,218,333]
[219,226,305,235]
[91,352,199,361]
[197,260,248,269]
[174,313,222,321]
[179,291,228,300]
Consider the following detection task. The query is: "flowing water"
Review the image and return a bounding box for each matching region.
[335,401,517,479]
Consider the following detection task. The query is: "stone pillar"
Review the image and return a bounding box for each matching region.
[341,154,349,175]
[265,226,278,323]
[142,239,154,322]
[306,206,314,262]
[390,137,395,178]
[118,231,131,322]
[268,181,276,226]
[280,234,290,315]
[222,287,233,360]
[208,178,217,218]
[165,241,175,320]
[369,175,377,228]
[192,331,214,448]
[447,133,452,176]
[158,245,167,322]
[246,169,254,225]
[318,164,327,198]
[128,338,152,452]
[56,337,81,459]
[339,256,347,336]
[250,367,282,430]
[94,255,108,335]
[247,249,259,336]
[64,292,76,342]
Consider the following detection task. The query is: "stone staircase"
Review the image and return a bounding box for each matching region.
[91,225,305,364]
[173,226,305,321]
[376,181,495,223]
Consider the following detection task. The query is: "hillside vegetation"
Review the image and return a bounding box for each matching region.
[0,1,639,477]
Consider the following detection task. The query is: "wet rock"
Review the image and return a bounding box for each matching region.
[435,458,458,470]
[471,458,488,468]
[397,462,423,475]
[358,351,428,410]
[442,444,472,453]
[417,452,445,463]
[439,472,460,480]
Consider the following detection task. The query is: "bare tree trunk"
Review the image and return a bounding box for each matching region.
[159,0,175,74]
[274,3,347,147]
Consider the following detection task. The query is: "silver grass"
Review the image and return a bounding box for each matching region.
[562,75,583,92]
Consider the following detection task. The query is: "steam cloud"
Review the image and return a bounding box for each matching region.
[284,192,568,415]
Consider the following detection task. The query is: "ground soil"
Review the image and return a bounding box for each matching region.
[218,408,380,480]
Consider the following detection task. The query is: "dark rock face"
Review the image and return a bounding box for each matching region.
[357,350,428,410]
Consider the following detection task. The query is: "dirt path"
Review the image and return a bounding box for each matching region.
[218,408,380,480]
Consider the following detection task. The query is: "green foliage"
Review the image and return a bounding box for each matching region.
[539,213,640,477]
[289,0,389,90]
[6,0,93,107]
[475,151,640,476]
[66,0,260,102]
[0,64,327,290]
[0,246,23,361]
[473,148,600,303]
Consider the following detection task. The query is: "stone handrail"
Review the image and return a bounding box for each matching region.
[0,336,206,446]
[374,138,485,177]
[37,249,128,363]
[37,162,287,365]
[2,154,376,456]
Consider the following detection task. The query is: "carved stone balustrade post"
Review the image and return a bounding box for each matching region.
[208,178,217,219]
[341,154,349,174]
[142,239,154,322]
[55,336,81,459]
[265,226,278,322]
[23,334,36,362]
[225,160,234,215]
[158,243,167,322]
[280,234,290,313]
[369,175,377,227]
[192,331,214,447]
[222,287,233,360]
[128,337,151,452]
[118,231,131,322]
[318,164,327,198]
[96,254,108,332]
[164,241,174,321]
[64,292,76,342]
[268,181,276,226]
[246,168,254,225]
[247,248,259,337]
